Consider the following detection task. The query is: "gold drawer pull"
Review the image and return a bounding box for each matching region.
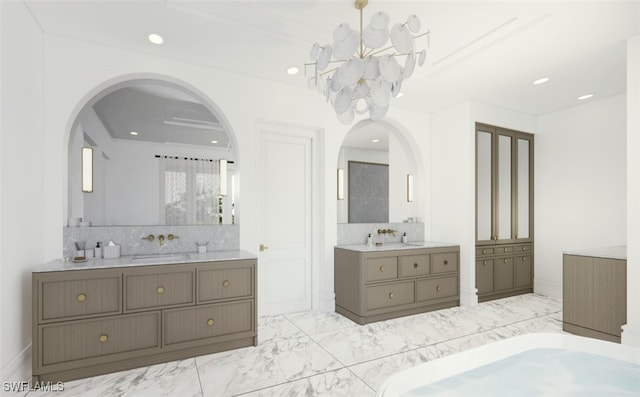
[482,249,488,254]
[522,257,527,262]
[379,266,385,272]
[156,286,165,294]
[389,292,394,299]
[77,293,87,302]
[413,263,418,268]
[504,258,508,264]
[207,319,215,326]
[99,334,108,343]
[436,285,441,291]
[483,261,487,266]
[523,246,527,251]
[223,280,230,287]
[504,248,508,252]
[444,260,448,265]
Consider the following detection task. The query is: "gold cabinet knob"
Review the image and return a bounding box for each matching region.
[379,265,385,272]
[444,260,448,265]
[77,293,87,302]
[207,319,215,326]
[522,257,527,262]
[482,249,488,254]
[436,285,441,291]
[413,263,418,268]
[389,292,394,299]
[223,280,230,287]
[156,286,165,294]
[504,248,508,252]
[504,258,508,264]
[99,334,108,343]
[483,261,487,266]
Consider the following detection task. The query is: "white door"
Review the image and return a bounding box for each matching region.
[258,128,312,315]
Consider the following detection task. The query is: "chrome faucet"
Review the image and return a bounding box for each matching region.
[377,229,397,237]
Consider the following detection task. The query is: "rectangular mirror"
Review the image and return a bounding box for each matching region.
[348,161,389,223]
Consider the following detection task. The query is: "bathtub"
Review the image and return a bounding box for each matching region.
[377,333,640,396]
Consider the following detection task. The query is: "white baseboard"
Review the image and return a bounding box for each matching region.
[622,323,640,348]
[317,292,335,312]
[2,343,31,385]
[533,277,562,299]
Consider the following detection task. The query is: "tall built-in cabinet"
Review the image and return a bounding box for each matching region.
[475,123,534,302]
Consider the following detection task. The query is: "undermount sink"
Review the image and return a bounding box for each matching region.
[131,253,192,264]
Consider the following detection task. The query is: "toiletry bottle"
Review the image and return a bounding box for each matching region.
[95,242,102,258]
[402,232,408,243]
[367,233,373,247]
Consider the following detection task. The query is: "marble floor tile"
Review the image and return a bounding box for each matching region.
[258,314,305,344]
[285,310,359,336]
[196,335,342,397]
[27,359,201,397]
[239,368,375,397]
[348,349,430,391]
[505,312,565,335]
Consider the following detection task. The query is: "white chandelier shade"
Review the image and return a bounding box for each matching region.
[306,0,429,124]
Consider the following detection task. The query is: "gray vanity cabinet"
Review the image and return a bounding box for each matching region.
[335,246,460,324]
[476,123,534,302]
[33,259,257,382]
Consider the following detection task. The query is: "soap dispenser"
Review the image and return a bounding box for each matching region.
[402,232,408,243]
[367,233,373,247]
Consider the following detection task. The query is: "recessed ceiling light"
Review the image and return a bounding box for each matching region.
[286,66,299,75]
[532,77,550,85]
[577,94,594,100]
[211,140,218,144]
[148,33,164,45]
[130,131,139,136]
[372,139,380,143]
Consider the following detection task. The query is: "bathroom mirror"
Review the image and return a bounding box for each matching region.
[68,79,237,226]
[337,120,417,223]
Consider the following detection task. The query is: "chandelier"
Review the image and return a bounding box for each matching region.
[306,0,429,124]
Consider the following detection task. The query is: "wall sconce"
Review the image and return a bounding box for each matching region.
[337,168,344,200]
[219,159,228,196]
[406,174,414,202]
[81,147,93,193]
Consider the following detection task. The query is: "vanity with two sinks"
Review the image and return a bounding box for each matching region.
[335,241,460,324]
[32,250,257,382]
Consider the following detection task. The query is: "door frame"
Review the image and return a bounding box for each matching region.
[255,120,323,315]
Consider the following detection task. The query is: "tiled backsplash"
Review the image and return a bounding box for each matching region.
[63,225,239,259]
[337,222,425,245]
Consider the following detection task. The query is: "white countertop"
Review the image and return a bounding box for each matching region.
[336,241,459,253]
[563,245,626,260]
[33,250,258,272]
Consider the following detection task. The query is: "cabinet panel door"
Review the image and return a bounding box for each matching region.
[40,312,159,366]
[514,255,533,288]
[476,259,494,294]
[164,300,253,346]
[494,257,514,292]
[365,281,414,311]
[476,130,493,243]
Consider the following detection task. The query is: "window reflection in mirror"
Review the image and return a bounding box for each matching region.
[67,79,237,226]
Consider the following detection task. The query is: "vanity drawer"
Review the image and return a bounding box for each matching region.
[365,281,414,311]
[516,244,533,253]
[476,247,494,256]
[496,245,515,254]
[364,256,398,283]
[38,271,122,323]
[124,266,195,312]
[417,276,459,302]
[197,261,254,303]
[432,252,459,274]
[163,300,253,346]
[39,312,160,366]
[398,254,430,278]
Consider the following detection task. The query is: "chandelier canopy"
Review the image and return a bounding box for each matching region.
[306,0,429,124]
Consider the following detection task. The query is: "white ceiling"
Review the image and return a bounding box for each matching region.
[25,0,640,116]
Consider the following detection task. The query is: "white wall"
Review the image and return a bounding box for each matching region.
[536,94,627,298]
[624,34,640,347]
[1,2,44,382]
